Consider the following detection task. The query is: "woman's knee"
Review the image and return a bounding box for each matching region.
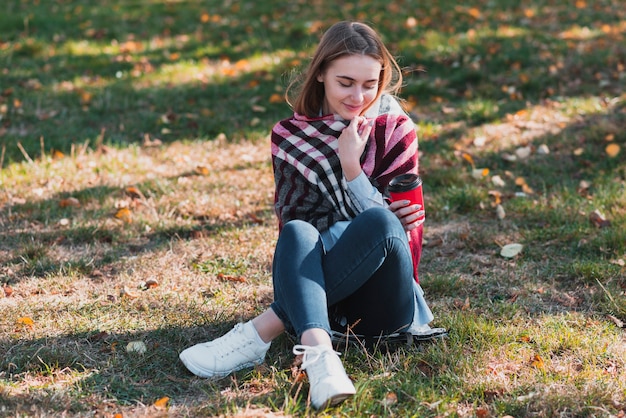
[358,207,404,234]
[280,219,318,240]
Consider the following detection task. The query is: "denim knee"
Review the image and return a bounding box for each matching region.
[358,207,406,237]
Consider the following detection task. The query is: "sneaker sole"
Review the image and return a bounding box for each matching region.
[316,392,354,410]
[179,352,264,379]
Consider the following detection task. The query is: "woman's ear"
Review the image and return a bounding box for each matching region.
[316,73,324,83]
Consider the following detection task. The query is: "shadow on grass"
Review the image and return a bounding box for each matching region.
[0,320,300,415]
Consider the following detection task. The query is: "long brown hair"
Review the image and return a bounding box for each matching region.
[286,21,403,118]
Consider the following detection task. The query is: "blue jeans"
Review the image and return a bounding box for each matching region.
[270,207,415,339]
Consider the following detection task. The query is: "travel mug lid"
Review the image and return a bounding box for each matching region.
[388,173,422,193]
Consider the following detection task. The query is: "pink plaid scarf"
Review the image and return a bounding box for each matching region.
[271,111,423,282]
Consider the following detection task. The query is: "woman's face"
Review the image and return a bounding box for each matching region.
[317,54,381,120]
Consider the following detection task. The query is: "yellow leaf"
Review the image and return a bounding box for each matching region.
[605,143,620,158]
[200,12,210,23]
[17,317,34,328]
[515,177,527,186]
[521,183,535,194]
[461,152,475,168]
[114,207,132,223]
[468,7,481,18]
[531,354,544,369]
[80,91,92,105]
[269,93,283,104]
[125,186,143,199]
[195,165,209,176]
[154,396,170,410]
[488,190,502,205]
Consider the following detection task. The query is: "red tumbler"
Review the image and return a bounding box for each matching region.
[387,173,425,221]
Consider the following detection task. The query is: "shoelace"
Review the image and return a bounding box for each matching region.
[207,323,246,356]
[292,344,340,370]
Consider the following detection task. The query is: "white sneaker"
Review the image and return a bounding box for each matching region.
[293,344,356,409]
[179,321,270,379]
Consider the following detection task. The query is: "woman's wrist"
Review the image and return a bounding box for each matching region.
[341,161,362,181]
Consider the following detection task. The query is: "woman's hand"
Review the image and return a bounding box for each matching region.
[388,199,425,232]
[338,116,374,181]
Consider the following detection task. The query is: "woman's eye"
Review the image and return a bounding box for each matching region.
[339,82,351,88]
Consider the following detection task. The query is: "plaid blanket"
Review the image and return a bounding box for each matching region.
[271,111,423,282]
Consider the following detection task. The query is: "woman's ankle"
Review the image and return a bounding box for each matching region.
[300,328,332,347]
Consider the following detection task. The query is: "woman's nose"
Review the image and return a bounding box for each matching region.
[351,87,364,102]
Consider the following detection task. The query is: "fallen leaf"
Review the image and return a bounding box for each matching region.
[59,197,81,208]
[500,243,523,258]
[472,168,489,179]
[515,146,532,159]
[269,93,283,103]
[531,354,544,369]
[154,396,170,410]
[195,166,209,176]
[126,340,147,355]
[605,143,620,158]
[496,204,506,220]
[476,407,490,418]
[16,317,34,329]
[461,152,475,168]
[121,285,140,299]
[382,392,398,407]
[589,210,611,228]
[3,284,14,297]
[114,207,132,223]
[142,133,162,147]
[491,175,505,187]
[125,186,143,199]
[488,190,502,205]
[145,278,159,289]
[537,144,550,155]
[501,153,517,162]
[217,273,246,283]
[521,183,534,194]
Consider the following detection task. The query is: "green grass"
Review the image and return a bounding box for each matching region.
[1,0,625,416]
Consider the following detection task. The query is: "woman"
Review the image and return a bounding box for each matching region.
[179,21,443,410]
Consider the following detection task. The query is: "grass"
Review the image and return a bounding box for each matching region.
[1,0,625,416]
